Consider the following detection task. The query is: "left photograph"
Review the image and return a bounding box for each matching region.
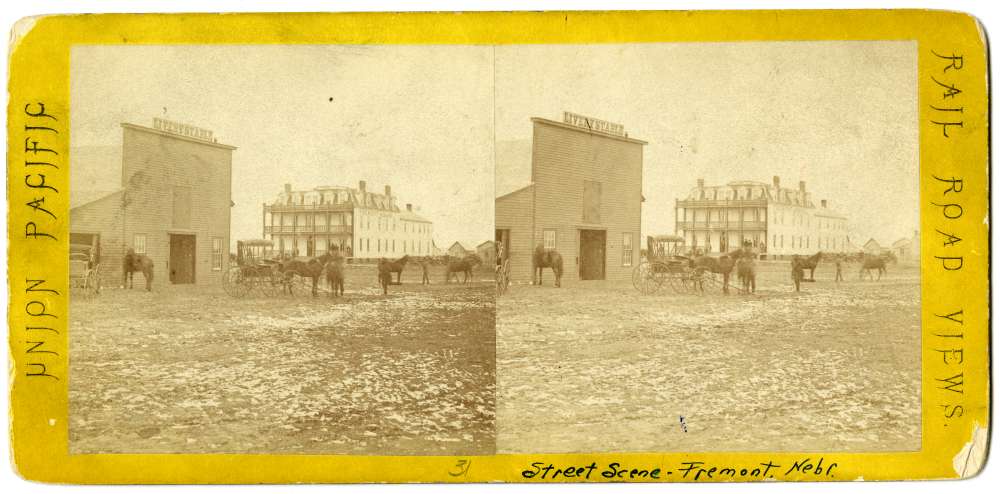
[67,45,496,455]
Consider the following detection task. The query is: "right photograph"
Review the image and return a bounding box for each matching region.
[494,41,920,453]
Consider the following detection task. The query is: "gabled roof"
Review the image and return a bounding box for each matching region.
[495,183,534,202]
[476,240,495,249]
[863,238,881,248]
[399,210,432,223]
[70,189,123,210]
[448,241,468,251]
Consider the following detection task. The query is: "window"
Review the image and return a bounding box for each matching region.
[543,229,557,250]
[133,234,147,254]
[212,238,223,271]
[622,233,633,266]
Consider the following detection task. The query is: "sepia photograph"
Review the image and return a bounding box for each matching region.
[494,41,921,453]
[67,45,496,455]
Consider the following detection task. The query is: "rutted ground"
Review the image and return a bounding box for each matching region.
[497,262,920,453]
[69,267,495,455]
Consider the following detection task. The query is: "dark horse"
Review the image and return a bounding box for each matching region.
[376,257,401,295]
[123,248,154,291]
[445,254,482,284]
[859,256,887,281]
[377,255,410,285]
[323,252,346,298]
[799,251,823,281]
[732,248,757,294]
[689,253,736,294]
[279,253,334,296]
[533,245,563,287]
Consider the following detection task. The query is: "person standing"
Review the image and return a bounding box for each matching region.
[792,255,804,292]
[835,256,844,282]
[420,257,430,285]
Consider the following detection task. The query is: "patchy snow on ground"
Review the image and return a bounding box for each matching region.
[497,261,921,454]
[69,280,495,455]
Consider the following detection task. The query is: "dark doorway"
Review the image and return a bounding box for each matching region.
[579,229,606,280]
[169,234,196,284]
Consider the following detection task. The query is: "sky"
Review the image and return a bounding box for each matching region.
[70,45,495,249]
[494,41,919,246]
[71,42,918,249]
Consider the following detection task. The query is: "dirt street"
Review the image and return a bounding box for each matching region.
[497,261,920,453]
[69,265,495,455]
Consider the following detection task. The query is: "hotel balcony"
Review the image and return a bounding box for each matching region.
[264,203,354,213]
[677,220,767,231]
[264,225,353,234]
[676,198,768,208]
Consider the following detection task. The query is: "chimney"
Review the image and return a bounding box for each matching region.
[284,183,292,194]
[406,203,412,212]
[696,178,705,188]
[773,176,780,188]
[821,199,827,208]
[358,180,366,192]
[799,180,806,192]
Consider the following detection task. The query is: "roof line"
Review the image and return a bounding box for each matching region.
[70,189,123,210]
[495,183,535,201]
[121,123,237,150]
[531,117,648,145]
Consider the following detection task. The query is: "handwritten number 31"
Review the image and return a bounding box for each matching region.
[449,459,471,477]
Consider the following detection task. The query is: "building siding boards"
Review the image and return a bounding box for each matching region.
[498,117,645,284]
[70,122,234,288]
[69,191,125,286]
[495,185,535,282]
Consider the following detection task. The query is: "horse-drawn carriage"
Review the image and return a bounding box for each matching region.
[70,242,102,298]
[222,239,286,297]
[631,235,723,295]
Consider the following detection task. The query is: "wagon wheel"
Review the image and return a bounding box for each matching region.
[257,268,282,297]
[85,269,101,297]
[223,267,251,298]
[633,261,663,295]
[664,272,683,293]
[496,259,511,296]
[631,261,646,291]
[680,268,704,293]
[702,272,724,292]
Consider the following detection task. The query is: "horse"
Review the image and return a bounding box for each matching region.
[445,254,482,284]
[859,256,887,281]
[736,256,757,294]
[279,253,334,296]
[533,245,563,287]
[799,251,823,281]
[377,255,410,285]
[123,248,154,291]
[688,254,736,294]
[323,253,346,298]
[376,258,395,295]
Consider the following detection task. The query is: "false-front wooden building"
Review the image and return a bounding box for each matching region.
[496,112,646,284]
[70,118,235,288]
